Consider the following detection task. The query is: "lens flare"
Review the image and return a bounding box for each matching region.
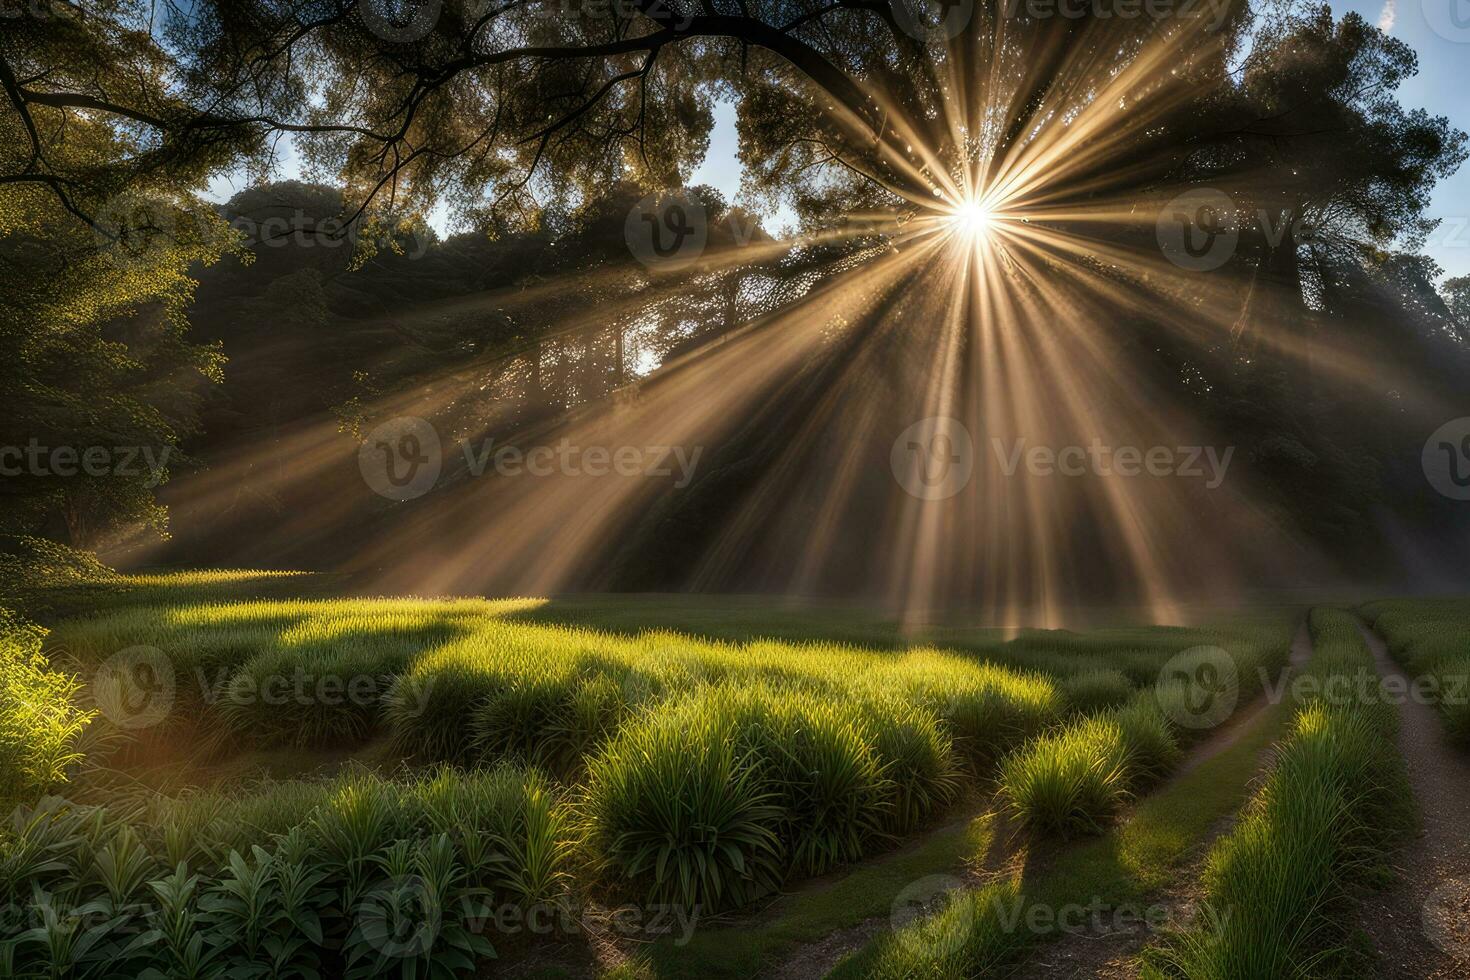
[949,200,994,241]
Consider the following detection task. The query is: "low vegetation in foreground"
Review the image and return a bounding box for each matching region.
[1,559,1404,979]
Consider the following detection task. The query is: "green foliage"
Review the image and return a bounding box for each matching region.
[0,607,94,808]
[0,766,572,979]
[999,715,1133,838]
[584,694,785,912]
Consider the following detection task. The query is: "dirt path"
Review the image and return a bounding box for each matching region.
[1034,617,1317,980]
[1355,619,1470,978]
[769,621,1317,980]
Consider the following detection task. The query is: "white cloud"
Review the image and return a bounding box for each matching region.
[1378,0,1397,32]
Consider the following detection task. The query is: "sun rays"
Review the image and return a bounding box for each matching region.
[117,16,1461,629]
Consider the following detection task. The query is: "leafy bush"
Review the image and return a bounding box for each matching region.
[0,766,572,979]
[0,608,94,808]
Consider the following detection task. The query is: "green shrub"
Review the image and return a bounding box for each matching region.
[830,879,1029,979]
[863,696,960,835]
[999,716,1132,837]
[584,695,784,911]
[0,608,94,807]
[0,765,571,979]
[731,689,892,876]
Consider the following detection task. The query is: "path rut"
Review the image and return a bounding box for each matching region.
[1355,619,1470,978]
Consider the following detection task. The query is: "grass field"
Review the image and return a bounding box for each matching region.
[0,565,1451,978]
[1360,598,1470,744]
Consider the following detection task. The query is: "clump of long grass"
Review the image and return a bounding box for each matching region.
[861,695,960,835]
[999,715,1133,837]
[731,689,893,877]
[829,879,1030,979]
[584,693,785,911]
[1107,693,1182,786]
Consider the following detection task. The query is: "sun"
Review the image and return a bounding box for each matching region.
[948,199,995,242]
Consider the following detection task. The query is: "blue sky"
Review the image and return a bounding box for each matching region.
[1338,0,1470,281]
[209,4,1470,281]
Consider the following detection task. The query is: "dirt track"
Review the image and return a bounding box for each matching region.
[1355,620,1470,979]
